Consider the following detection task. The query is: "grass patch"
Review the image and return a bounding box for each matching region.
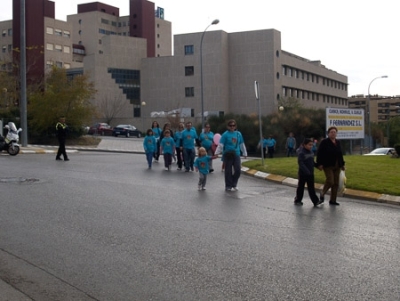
[242,156,400,196]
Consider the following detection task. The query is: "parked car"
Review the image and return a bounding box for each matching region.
[363,147,395,156]
[87,123,113,136]
[112,124,142,138]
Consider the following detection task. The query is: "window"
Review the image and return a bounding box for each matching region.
[64,63,71,69]
[46,61,53,67]
[2,30,6,37]
[282,66,287,76]
[55,44,62,52]
[185,66,194,76]
[184,45,194,55]
[111,21,117,27]
[55,29,62,36]
[2,46,6,53]
[63,31,70,38]
[63,46,70,53]
[46,43,53,50]
[8,44,12,52]
[185,87,194,97]
[101,18,109,25]
[46,27,53,34]
[79,30,82,35]
[7,28,12,36]
[55,61,63,68]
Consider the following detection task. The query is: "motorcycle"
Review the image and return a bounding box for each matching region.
[0,122,22,156]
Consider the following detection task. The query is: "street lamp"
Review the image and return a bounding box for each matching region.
[200,19,219,131]
[141,101,146,134]
[367,75,388,151]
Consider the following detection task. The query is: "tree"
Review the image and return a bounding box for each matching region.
[28,67,96,137]
[97,93,127,125]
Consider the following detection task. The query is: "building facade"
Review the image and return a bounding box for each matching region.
[2,0,348,128]
[141,29,348,121]
[348,95,400,123]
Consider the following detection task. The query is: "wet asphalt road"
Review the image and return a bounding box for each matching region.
[0,152,399,300]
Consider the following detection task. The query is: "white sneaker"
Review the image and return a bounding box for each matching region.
[202,187,206,190]
[165,167,169,171]
[232,187,238,191]
[198,185,202,191]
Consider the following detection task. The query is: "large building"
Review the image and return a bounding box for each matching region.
[1,0,348,128]
[348,95,400,123]
[141,29,348,120]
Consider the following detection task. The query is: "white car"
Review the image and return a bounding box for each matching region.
[364,148,395,156]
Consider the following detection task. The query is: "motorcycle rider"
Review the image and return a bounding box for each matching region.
[55,117,69,161]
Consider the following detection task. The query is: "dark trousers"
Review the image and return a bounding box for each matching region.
[295,174,319,204]
[267,147,275,158]
[176,147,183,169]
[154,140,161,160]
[164,153,172,168]
[322,165,341,202]
[56,137,68,159]
[183,148,195,171]
[224,154,241,189]
[287,147,294,157]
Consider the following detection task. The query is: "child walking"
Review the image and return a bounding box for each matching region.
[294,138,324,206]
[194,147,216,190]
[160,130,175,170]
[143,129,156,169]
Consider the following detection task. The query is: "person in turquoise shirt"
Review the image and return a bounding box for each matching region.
[160,130,176,171]
[151,120,162,162]
[174,122,184,170]
[194,147,217,190]
[265,135,276,158]
[215,119,247,191]
[199,123,215,172]
[181,121,198,172]
[143,129,156,169]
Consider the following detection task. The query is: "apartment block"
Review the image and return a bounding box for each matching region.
[348,95,400,123]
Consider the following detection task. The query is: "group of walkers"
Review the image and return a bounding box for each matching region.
[143,119,247,191]
[143,120,345,205]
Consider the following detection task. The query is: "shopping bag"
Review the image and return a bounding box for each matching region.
[338,170,346,194]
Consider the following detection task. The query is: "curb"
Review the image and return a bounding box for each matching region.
[17,146,400,206]
[241,167,400,206]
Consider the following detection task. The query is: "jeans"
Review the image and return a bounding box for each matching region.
[183,148,195,171]
[176,147,183,169]
[267,147,275,158]
[223,154,241,189]
[145,151,154,167]
[287,147,294,157]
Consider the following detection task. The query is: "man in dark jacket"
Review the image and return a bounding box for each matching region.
[55,117,69,161]
[316,126,345,205]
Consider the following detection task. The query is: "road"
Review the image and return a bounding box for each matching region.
[0,151,399,300]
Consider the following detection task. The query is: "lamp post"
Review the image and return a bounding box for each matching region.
[367,75,388,151]
[141,101,146,134]
[254,81,264,166]
[200,19,219,131]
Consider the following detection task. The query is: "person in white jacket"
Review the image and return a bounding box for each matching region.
[215,119,247,191]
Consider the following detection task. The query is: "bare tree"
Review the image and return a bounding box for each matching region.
[97,93,127,125]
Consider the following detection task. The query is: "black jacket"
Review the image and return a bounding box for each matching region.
[316,138,345,168]
[298,147,316,176]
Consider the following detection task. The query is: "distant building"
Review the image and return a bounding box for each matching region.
[1,0,348,127]
[348,95,400,123]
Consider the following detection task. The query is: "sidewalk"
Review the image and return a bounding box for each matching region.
[20,138,400,206]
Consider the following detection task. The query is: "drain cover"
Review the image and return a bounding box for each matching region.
[0,177,40,183]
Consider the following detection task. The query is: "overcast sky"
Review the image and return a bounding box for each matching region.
[1,0,398,97]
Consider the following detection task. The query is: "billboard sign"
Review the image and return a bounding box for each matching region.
[326,108,365,139]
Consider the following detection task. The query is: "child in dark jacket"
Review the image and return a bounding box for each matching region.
[294,138,324,206]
